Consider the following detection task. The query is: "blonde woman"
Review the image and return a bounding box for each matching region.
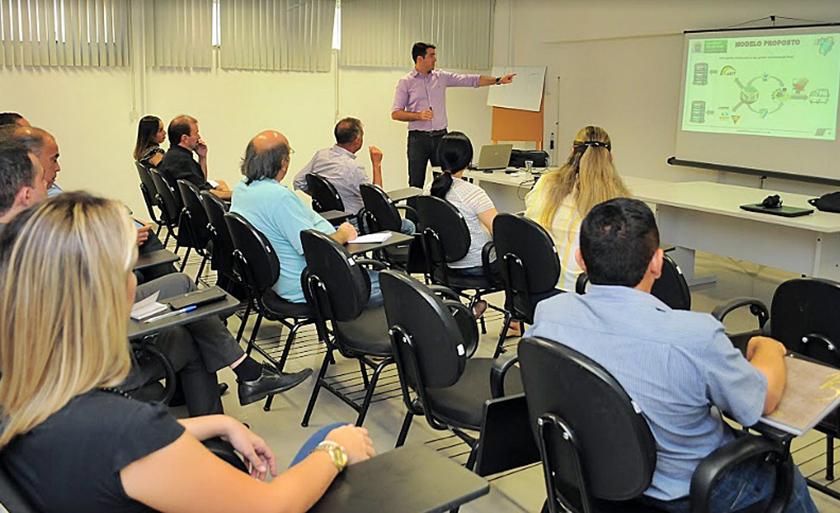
[525,126,631,291]
[0,192,374,512]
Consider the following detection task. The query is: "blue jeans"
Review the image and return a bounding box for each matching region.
[642,457,817,512]
[289,422,347,467]
[367,270,383,307]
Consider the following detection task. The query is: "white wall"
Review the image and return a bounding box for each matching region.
[0,55,492,218]
[508,0,840,195]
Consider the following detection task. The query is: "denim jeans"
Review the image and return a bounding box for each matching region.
[641,457,817,513]
[289,422,347,467]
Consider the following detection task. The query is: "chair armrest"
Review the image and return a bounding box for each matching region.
[575,272,589,294]
[443,300,479,358]
[355,258,388,271]
[481,242,501,287]
[429,285,460,301]
[396,205,419,218]
[711,297,769,328]
[690,435,792,513]
[202,437,249,473]
[490,353,519,398]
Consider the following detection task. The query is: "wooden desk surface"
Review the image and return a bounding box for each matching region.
[629,181,840,233]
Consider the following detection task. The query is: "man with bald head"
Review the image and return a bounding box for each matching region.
[0,112,30,128]
[231,130,385,305]
[159,115,231,200]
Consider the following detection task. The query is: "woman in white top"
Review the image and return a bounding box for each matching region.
[424,131,499,317]
[525,126,631,291]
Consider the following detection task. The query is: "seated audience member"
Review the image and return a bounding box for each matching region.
[231,130,384,306]
[159,115,232,200]
[0,192,375,511]
[525,125,630,291]
[525,198,817,512]
[292,117,414,234]
[0,112,30,127]
[0,145,311,412]
[134,115,167,168]
[423,131,498,318]
[11,125,174,282]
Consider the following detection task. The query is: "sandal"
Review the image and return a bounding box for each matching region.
[472,300,488,319]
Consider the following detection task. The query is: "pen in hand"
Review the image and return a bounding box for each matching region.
[143,305,197,324]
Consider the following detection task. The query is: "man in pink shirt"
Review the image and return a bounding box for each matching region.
[391,42,515,190]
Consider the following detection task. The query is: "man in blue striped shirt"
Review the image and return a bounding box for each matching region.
[526,197,816,512]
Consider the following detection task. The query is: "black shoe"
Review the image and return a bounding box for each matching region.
[238,364,313,406]
[218,382,229,396]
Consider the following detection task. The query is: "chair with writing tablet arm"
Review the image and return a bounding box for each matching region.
[518,336,794,513]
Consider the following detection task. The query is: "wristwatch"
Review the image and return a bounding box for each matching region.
[495,76,501,85]
[314,441,349,472]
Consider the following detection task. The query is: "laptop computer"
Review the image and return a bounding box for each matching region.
[474,144,513,171]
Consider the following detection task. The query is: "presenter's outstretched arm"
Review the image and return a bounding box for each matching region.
[478,73,516,87]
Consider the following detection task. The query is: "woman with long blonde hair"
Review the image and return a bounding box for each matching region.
[525,126,630,291]
[0,192,374,511]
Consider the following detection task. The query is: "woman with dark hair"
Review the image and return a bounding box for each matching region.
[133,115,166,168]
[424,131,498,317]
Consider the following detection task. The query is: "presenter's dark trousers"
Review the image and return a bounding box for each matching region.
[407,129,447,189]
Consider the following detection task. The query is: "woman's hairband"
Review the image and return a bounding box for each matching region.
[583,141,611,150]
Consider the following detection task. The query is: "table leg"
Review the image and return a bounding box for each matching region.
[668,247,717,287]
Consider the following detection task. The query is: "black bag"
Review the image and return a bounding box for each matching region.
[509,149,549,168]
[808,192,840,213]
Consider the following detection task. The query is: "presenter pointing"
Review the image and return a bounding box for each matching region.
[391,42,515,189]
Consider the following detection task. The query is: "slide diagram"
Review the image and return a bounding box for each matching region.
[682,32,840,140]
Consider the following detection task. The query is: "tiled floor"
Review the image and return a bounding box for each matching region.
[175,242,840,512]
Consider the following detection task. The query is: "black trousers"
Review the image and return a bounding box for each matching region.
[407,129,447,189]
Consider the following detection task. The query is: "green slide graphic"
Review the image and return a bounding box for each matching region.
[682,32,840,140]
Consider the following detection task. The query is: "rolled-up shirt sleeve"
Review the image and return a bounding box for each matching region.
[440,70,480,88]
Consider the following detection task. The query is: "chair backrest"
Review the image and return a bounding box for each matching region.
[770,278,840,367]
[177,180,212,249]
[360,183,402,232]
[576,253,691,311]
[380,270,468,391]
[650,254,691,311]
[0,461,38,512]
[202,191,235,277]
[150,168,183,227]
[224,212,280,297]
[135,160,162,216]
[415,195,471,264]
[518,336,657,505]
[306,174,344,213]
[493,214,561,320]
[300,229,370,322]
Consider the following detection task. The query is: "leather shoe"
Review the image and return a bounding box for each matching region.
[218,382,229,396]
[238,363,313,406]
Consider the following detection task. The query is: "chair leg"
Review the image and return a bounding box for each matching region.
[179,247,192,272]
[302,350,333,427]
[465,442,480,471]
[235,302,252,343]
[355,360,389,426]
[263,395,274,412]
[245,314,264,357]
[396,411,414,448]
[277,322,303,373]
[195,254,209,285]
[827,435,835,481]
[494,313,512,359]
[163,228,171,247]
[359,360,370,389]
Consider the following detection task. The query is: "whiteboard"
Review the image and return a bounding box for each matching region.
[486,66,546,112]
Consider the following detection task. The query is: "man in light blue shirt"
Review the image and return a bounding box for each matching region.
[526,198,816,512]
[231,130,382,305]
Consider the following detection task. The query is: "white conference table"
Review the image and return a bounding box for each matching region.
[629,181,840,284]
[462,169,840,284]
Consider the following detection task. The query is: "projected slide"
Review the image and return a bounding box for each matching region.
[682,32,840,140]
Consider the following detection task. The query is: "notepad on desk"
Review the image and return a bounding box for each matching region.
[759,355,840,436]
[350,232,392,244]
[130,291,169,321]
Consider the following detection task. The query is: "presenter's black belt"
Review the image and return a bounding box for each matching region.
[409,129,448,137]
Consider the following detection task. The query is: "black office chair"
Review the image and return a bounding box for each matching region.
[134,161,164,235]
[492,214,563,357]
[299,229,393,427]
[358,183,421,270]
[224,212,316,412]
[177,180,213,280]
[415,195,504,333]
[150,169,187,249]
[200,191,242,296]
[576,253,691,311]
[380,270,523,467]
[518,336,794,513]
[713,277,840,497]
[306,174,345,214]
